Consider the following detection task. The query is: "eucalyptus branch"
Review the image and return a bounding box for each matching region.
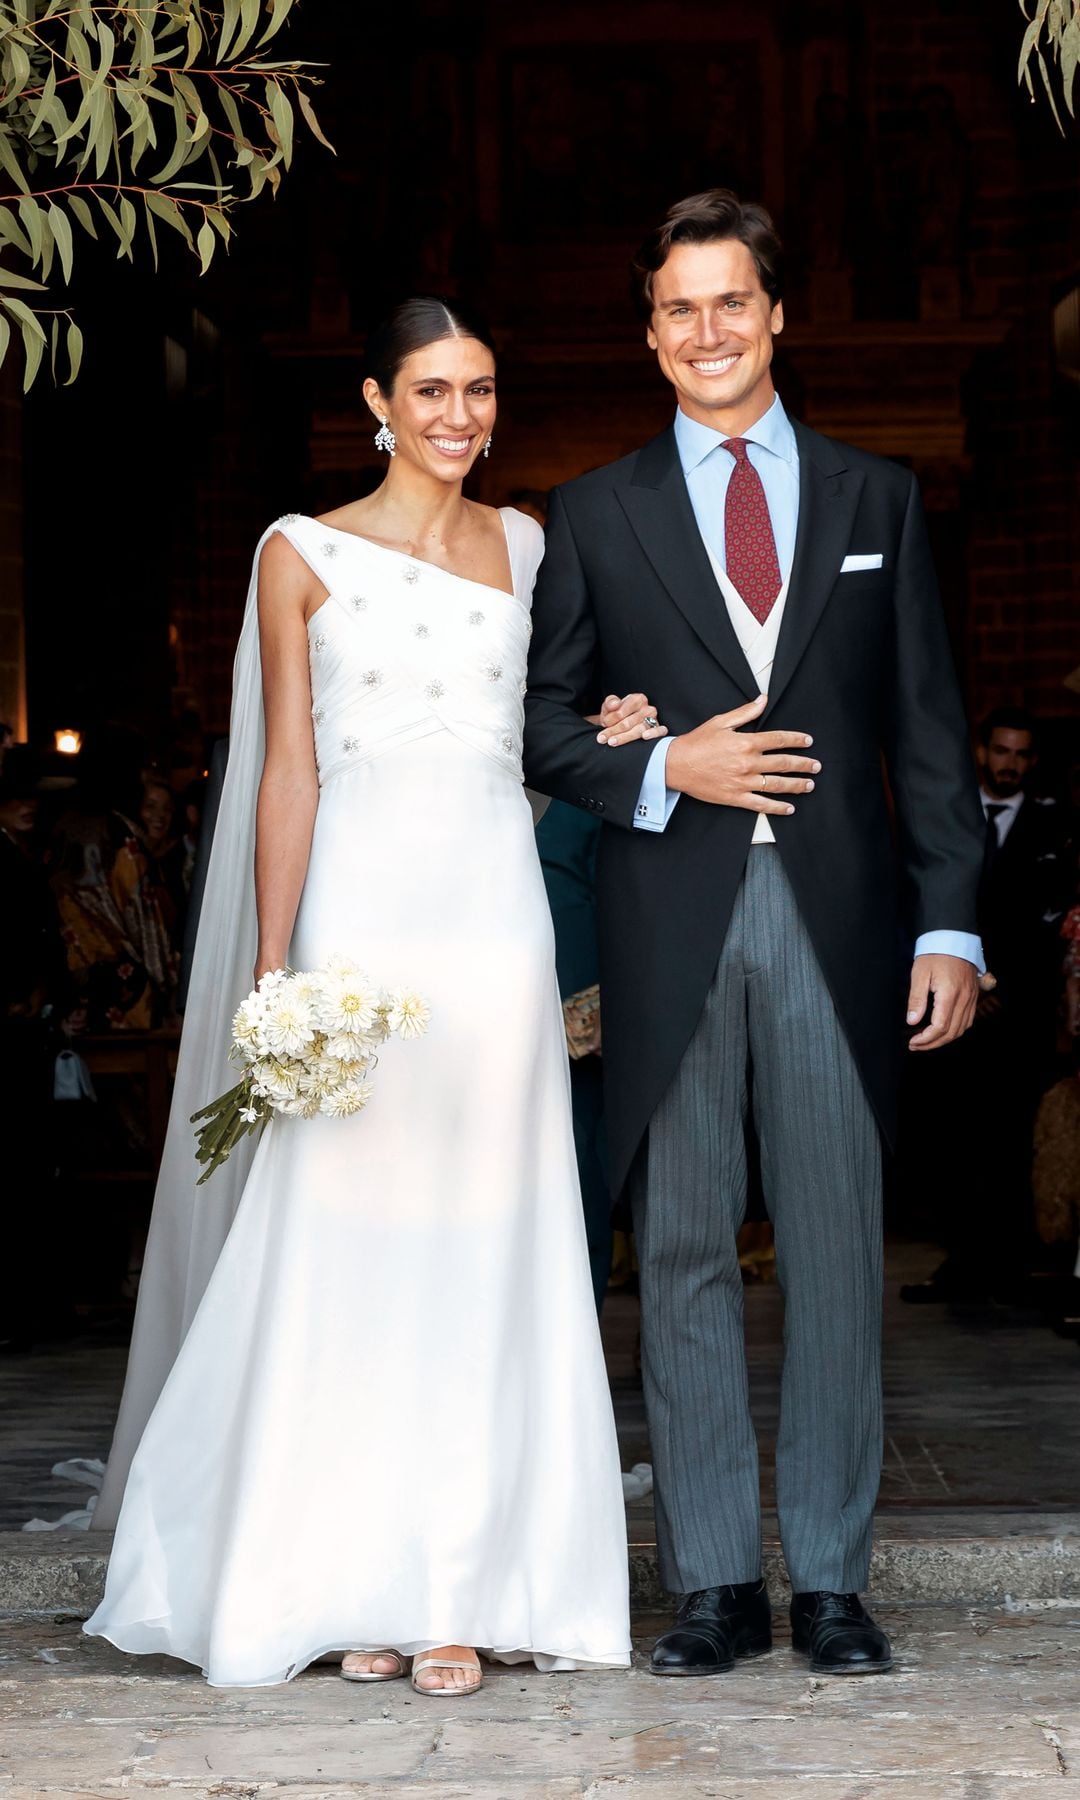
[1018,0,1080,132]
[0,0,334,388]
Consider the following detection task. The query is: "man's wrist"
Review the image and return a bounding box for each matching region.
[664,736,688,794]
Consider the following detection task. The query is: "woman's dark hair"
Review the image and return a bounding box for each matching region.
[630,189,784,320]
[366,296,496,395]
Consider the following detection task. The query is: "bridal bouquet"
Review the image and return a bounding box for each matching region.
[192,956,430,1185]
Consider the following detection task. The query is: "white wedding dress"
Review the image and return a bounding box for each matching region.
[84,509,630,1686]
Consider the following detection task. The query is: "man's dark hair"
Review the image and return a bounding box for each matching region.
[366,296,495,396]
[630,189,784,321]
[979,705,1038,747]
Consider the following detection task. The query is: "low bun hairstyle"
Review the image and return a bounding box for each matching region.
[366,296,496,396]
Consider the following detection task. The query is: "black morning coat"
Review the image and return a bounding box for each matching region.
[522,415,987,1201]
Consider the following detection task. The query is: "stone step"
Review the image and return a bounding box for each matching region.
[3,1513,1079,1618]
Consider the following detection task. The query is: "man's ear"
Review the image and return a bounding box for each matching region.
[646,324,658,351]
[975,743,987,769]
[771,301,784,338]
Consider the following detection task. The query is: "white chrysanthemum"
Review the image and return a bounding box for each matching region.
[387,989,431,1040]
[320,1080,373,1117]
[289,970,326,1009]
[320,1030,369,1063]
[256,966,289,995]
[319,970,379,1035]
[331,1057,372,1084]
[232,994,267,1057]
[260,991,316,1059]
[252,1059,301,1102]
[323,951,361,979]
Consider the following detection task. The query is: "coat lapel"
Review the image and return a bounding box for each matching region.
[762,423,865,719]
[618,429,758,700]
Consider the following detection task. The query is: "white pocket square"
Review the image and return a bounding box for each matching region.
[841,553,884,572]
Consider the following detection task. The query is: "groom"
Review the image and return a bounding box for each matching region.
[523,190,986,1676]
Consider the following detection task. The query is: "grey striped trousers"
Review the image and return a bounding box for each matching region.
[632,846,883,1596]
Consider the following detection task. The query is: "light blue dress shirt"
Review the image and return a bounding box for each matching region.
[629,397,983,971]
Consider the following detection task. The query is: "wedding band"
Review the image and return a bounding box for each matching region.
[643,716,658,730]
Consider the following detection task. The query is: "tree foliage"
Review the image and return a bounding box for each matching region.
[1018,0,1080,131]
[0,1,333,388]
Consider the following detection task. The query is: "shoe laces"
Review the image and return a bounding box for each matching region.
[810,1592,863,1622]
[680,1589,719,1620]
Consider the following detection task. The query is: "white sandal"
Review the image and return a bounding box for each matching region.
[410,1652,484,1697]
[340,1649,408,1683]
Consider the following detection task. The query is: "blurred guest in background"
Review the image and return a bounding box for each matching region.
[536,799,612,1312]
[49,733,179,1033]
[902,708,1066,1304]
[137,772,195,949]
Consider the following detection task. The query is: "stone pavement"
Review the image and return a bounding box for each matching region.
[3,1606,1080,1795]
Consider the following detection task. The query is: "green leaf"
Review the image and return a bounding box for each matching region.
[0,266,46,290]
[47,203,74,285]
[65,317,83,385]
[142,194,159,270]
[216,0,242,63]
[257,0,295,49]
[0,128,31,196]
[1035,45,1065,129]
[184,11,202,68]
[0,204,33,258]
[152,89,195,184]
[1,295,47,343]
[95,192,129,256]
[50,314,59,382]
[0,310,10,372]
[19,315,45,391]
[234,0,262,60]
[27,59,57,137]
[196,217,215,274]
[297,87,336,154]
[267,80,294,166]
[118,194,137,257]
[16,196,45,268]
[67,192,98,239]
[215,81,252,153]
[1018,1,1051,80]
[1062,14,1080,114]
[146,189,193,249]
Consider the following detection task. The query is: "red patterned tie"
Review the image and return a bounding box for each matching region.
[723,437,782,623]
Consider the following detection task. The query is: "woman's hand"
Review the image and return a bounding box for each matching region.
[593,693,668,747]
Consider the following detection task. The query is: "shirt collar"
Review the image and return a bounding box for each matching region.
[674,392,797,476]
[981,787,1024,814]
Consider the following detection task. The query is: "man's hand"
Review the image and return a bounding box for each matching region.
[664,693,820,814]
[906,954,979,1050]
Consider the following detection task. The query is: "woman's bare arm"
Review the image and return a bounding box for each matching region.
[253,534,323,983]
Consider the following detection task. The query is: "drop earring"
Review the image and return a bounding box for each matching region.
[483,435,493,459]
[375,417,396,457]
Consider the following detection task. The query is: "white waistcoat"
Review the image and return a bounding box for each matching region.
[704,545,791,846]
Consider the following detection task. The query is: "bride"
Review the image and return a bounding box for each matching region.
[85,296,667,1694]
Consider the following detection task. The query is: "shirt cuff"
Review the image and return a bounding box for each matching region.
[914,930,986,975]
[632,735,681,832]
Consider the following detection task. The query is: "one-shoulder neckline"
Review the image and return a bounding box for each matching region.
[297,507,524,605]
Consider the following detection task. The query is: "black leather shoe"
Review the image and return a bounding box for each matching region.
[650,1579,772,1676]
[790,1591,893,1674]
